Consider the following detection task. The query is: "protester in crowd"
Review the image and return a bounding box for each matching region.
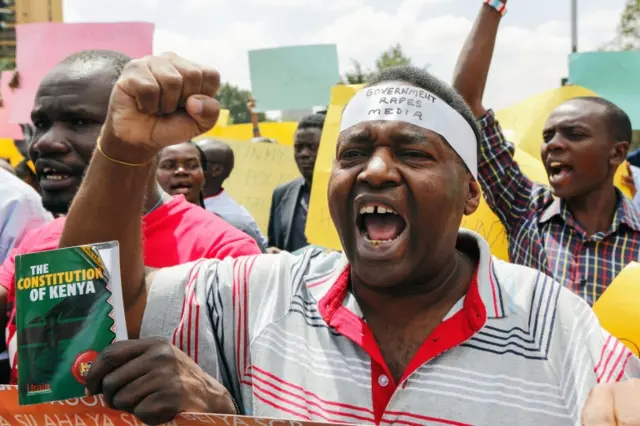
[267,113,324,253]
[198,138,268,248]
[156,141,205,206]
[0,49,261,384]
[247,97,261,139]
[0,167,51,384]
[452,0,640,306]
[59,53,640,426]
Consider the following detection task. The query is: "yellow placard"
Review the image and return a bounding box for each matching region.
[593,262,640,356]
[205,122,299,146]
[307,84,634,254]
[495,85,597,161]
[222,140,300,234]
[216,109,230,127]
[0,138,24,166]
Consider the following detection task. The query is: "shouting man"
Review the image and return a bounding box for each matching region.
[452,0,640,305]
[60,54,640,426]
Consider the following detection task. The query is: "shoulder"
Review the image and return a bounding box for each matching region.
[273,177,304,196]
[13,218,65,251]
[0,170,48,213]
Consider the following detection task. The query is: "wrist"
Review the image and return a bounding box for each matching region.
[484,0,507,16]
[99,123,158,166]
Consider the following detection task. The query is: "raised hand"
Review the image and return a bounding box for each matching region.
[104,53,221,162]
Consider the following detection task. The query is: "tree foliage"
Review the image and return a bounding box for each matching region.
[215,83,267,124]
[603,0,639,51]
[343,44,418,84]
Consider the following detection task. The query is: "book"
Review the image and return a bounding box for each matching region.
[15,241,127,405]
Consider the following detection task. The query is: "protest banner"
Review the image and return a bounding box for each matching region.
[219,140,300,234]
[0,72,24,141]
[0,385,348,426]
[307,84,635,254]
[569,51,640,129]
[206,122,298,146]
[248,45,340,111]
[11,22,154,124]
[593,262,640,356]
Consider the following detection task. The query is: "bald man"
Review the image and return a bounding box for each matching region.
[198,139,268,249]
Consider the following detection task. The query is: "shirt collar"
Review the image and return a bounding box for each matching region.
[539,190,640,234]
[307,229,507,324]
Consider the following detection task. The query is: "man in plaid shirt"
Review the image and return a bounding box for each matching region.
[453,0,640,305]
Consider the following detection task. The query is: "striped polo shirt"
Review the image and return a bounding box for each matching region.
[141,230,640,426]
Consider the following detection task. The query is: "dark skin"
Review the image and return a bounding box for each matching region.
[329,120,481,381]
[541,99,628,235]
[29,60,162,216]
[452,1,627,236]
[197,139,233,197]
[294,127,321,184]
[156,142,205,205]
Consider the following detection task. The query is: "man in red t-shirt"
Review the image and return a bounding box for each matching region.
[0,50,261,383]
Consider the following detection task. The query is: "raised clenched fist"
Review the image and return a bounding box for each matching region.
[104,53,220,161]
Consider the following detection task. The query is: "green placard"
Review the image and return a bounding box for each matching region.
[569,52,640,129]
[249,44,340,111]
[15,241,126,405]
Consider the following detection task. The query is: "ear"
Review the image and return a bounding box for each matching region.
[464,179,481,216]
[209,164,224,178]
[609,141,630,168]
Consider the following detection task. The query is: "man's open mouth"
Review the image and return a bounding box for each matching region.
[170,182,193,192]
[357,203,407,246]
[548,161,573,183]
[40,167,72,181]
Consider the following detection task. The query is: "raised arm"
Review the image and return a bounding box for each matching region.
[452,1,536,230]
[59,54,221,338]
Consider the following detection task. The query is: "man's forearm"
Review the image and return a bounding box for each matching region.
[59,132,152,337]
[452,2,504,117]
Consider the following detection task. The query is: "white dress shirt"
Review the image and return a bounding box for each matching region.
[0,168,52,263]
[203,190,268,247]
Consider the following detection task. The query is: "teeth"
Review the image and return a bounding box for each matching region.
[549,162,563,168]
[358,205,397,215]
[43,174,69,181]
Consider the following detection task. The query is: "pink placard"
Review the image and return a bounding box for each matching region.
[0,71,24,139]
[10,22,154,124]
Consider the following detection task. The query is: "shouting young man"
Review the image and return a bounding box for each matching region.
[60,54,640,426]
[452,0,640,305]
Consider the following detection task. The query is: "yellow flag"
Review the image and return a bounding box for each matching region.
[593,262,640,356]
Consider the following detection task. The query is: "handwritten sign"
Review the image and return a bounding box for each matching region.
[0,385,347,426]
[218,140,301,234]
[206,122,299,146]
[593,262,640,356]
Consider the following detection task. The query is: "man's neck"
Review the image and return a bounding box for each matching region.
[353,250,475,327]
[566,184,619,236]
[202,182,222,199]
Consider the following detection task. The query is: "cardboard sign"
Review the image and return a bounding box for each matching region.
[11,22,154,124]
[206,122,299,146]
[217,140,301,234]
[593,262,640,356]
[0,385,347,426]
[0,72,24,140]
[569,51,640,129]
[248,45,340,111]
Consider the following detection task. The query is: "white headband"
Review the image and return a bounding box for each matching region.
[339,81,478,179]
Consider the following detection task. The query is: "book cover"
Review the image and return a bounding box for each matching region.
[15,241,127,405]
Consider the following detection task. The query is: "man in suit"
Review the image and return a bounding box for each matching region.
[267,114,325,252]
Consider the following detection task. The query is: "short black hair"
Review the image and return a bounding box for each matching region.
[571,96,632,143]
[60,49,132,82]
[366,66,482,149]
[297,114,326,132]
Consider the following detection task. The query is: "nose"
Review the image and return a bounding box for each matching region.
[298,147,313,159]
[545,133,568,154]
[174,165,188,176]
[357,147,401,188]
[29,125,71,159]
